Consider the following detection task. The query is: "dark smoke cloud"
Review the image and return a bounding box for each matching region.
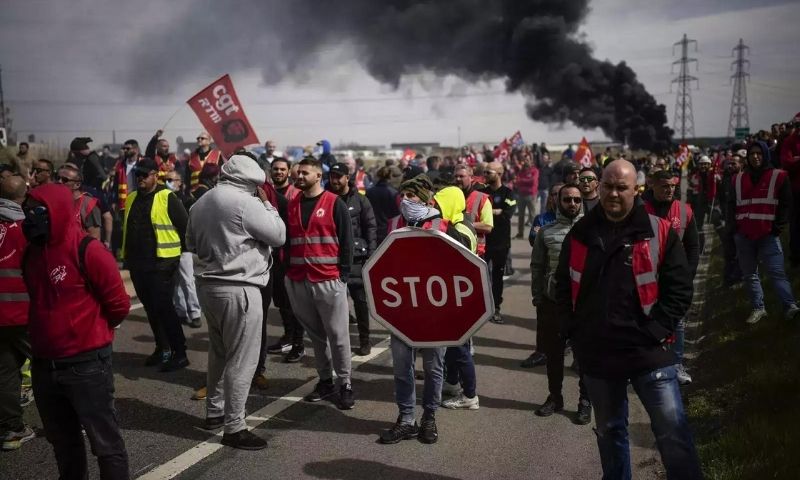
[122,0,672,150]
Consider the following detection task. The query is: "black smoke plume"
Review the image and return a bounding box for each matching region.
[124,0,672,150]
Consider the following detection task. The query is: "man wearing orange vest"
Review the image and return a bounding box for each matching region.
[188,132,224,190]
[284,157,355,410]
[454,164,493,258]
[726,141,799,324]
[555,160,701,480]
[0,176,35,451]
[642,170,700,385]
[145,130,183,186]
[56,164,102,241]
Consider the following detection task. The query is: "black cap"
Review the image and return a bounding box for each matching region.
[403,165,425,181]
[70,137,92,151]
[134,158,159,175]
[329,163,350,177]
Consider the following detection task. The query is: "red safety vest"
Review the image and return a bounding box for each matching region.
[734,169,786,240]
[286,191,341,282]
[189,149,222,189]
[355,170,367,195]
[155,153,178,183]
[114,160,129,210]
[74,193,99,232]
[279,184,300,203]
[0,220,29,327]
[569,214,669,317]
[643,200,693,240]
[465,190,490,256]
[386,215,449,234]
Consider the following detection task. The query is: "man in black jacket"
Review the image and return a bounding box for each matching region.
[69,137,107,191]
[555,160,701,480]
[328,163,377,356]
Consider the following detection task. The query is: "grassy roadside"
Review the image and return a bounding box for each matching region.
[686,234,800,479]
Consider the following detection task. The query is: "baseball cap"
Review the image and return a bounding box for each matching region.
[736,149,747,157]
[70,137,92,151]
[329,163,350,177]
[134,158,159,175]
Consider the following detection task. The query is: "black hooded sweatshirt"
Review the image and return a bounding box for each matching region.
[555,204,693,380]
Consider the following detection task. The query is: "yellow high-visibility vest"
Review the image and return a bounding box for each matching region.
[121,189,181,259]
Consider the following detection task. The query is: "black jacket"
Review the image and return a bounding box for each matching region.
[328,183,377,286]
[555,204,693,379]
[72,151,107,191]
[366,180,400,245]
[124,186,188,271]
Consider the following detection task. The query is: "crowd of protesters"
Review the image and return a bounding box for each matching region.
[1,114,799,479]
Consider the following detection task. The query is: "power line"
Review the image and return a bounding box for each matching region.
[727,38,750,138]
[671,34,699,142]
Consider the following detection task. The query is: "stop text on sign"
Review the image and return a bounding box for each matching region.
[380,275,474,308]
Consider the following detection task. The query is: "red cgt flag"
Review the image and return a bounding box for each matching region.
[493,138,510,161]
[187,74,260,157]
[575,137,595,168]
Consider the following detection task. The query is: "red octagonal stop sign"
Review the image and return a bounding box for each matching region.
[363,227,494,347]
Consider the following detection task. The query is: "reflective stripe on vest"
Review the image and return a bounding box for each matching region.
[569,214,667,316]
[115,162,128,210]
[466,191,488,255]
[0,268,23,277]
[734,169,785,239]
[189,150,222,189]
[121,189,181,259]
[0,292,29,301]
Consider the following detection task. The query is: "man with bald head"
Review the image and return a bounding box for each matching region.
[555,160,701,479]
[480,161,517,324]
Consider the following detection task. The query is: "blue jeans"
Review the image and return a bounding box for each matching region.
[390,336,445,424]
[671,317,685,362]
[444,341,476,398]
[734,234,797,311]
[584,366,702,480]
[537,190,549,216]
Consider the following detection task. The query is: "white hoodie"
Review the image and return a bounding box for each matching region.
[186,154,286,286]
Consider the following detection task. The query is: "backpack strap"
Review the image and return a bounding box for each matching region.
[78,235,95,294]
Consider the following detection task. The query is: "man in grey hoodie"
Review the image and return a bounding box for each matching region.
[186,153,285,451]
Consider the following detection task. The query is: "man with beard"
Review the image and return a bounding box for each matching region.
[112,139,143,213]
[642,170,700,385]
[188,132,224,191]
[29,159,54,188]
[55,164,102,241]
[577,167,600,212]
[531,184,591,424]
[284,157,355,410]
[327,163,377,356]
[257,140,278,172]
[122,158,189,372]
[145,130,183,185]
[68,137,107,191]
[726,141,799,324]
[263,157,304,362]
[480,162,517,324]
[555,160,700,479]
[454,164,493,258]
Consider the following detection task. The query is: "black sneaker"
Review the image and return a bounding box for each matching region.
[144,349,169,366]
[159,355,189,372]
[354,341,371,357]
[284,345,305,363]
[419,413,438,444]
[188,317,202,329]
[221,429,267,451]
[575,399,592,425]
[520,351,547,368]
[267,337,292,354]
[379,418,419,444]
[338,384,355,410]
[304,380,336,402]
[535,395,564,417]
[202,416,224,431]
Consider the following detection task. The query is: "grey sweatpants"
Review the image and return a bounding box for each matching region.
[199,282,263,434]
[285,278,351,385]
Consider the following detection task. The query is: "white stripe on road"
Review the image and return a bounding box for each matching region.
[136,338,390,480]
[130,302,143,311]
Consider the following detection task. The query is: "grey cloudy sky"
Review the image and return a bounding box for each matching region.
[1,0,798,150]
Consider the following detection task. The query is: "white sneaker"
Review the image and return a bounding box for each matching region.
[441,393,479,410]
[675,364,692,385]
[746,309,767,325]
[786,304,800,321]
[441,382,462,397]
[2,425,35,451]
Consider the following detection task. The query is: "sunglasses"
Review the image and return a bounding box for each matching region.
[32,167,50,174]
[578,176,597,183]
[561,197,582,204]
[197,137,209,141]
[121,147,132,151]
[57,176,77,183]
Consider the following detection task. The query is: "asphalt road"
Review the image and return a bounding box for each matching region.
[1,229,664,480]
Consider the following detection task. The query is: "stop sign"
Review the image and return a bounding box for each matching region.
[363,226,494,347]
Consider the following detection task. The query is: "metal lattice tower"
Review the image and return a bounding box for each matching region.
[727,38,750,138]
[671,34,699,142]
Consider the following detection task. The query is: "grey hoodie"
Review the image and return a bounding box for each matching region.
[0,198,25,222]
[186,155,286,287]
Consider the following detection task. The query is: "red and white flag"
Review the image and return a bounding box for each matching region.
[187,74,260,157]
[574,137,595,168]
[493,139,510,161]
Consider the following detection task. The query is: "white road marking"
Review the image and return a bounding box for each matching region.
[136,337,390,480]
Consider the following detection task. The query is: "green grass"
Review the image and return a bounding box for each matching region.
[686,234,800,480]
